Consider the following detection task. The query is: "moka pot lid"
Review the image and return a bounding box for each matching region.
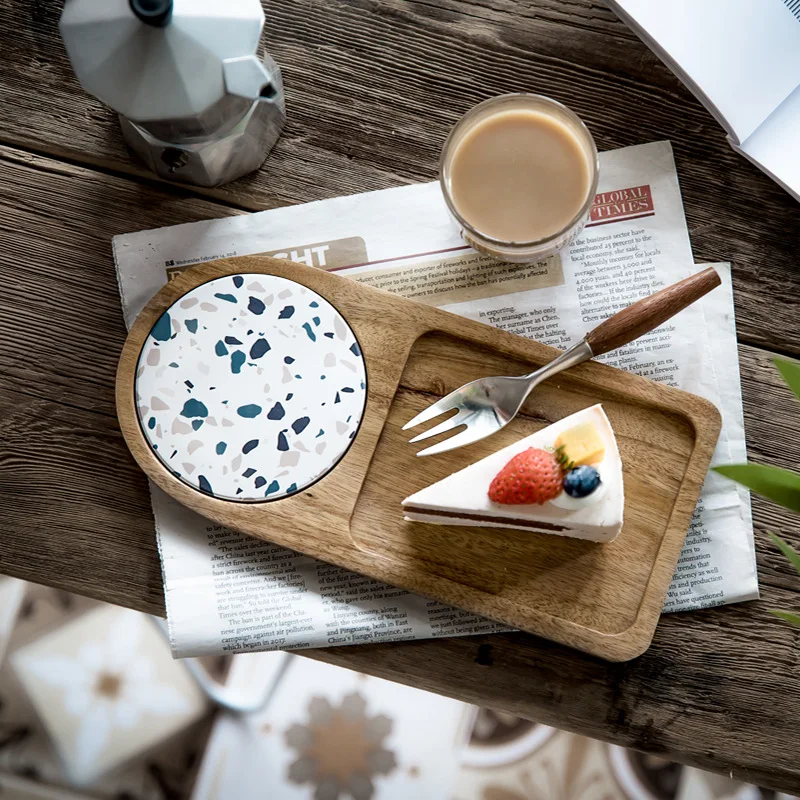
[59,0,273,123]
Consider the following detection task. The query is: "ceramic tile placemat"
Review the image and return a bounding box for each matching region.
[0,584,215,799]
[11,606,209,786]
[191,654,471,800]
[0,585,793,799]
[455,713,798,800]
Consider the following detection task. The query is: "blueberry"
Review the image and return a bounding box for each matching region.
[563,465,601,498]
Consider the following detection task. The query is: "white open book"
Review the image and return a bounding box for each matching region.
[607,0,800,201]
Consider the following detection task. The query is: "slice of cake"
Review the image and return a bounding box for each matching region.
[401,404,624,542]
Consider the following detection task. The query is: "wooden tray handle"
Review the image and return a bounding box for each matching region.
[585,267,721,356]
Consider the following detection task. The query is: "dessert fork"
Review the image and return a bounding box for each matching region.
[404,266,721,456]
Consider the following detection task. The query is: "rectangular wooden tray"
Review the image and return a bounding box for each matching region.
[117,255,721,661]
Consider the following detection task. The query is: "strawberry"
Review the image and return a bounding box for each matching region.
[488,447,563,505]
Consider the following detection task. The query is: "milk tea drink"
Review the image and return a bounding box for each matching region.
[440,94,598,262]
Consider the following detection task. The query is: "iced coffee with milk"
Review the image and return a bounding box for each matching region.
[440,94,598,262]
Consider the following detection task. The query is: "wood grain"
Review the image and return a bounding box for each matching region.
[0,147,242,414]
[0,146,798,790]
[2,369,798,791]
[115,256,720,660]
[2,0,800,356]
[586,266,721,355]
[0,384,164,611]
[0,0,798,783]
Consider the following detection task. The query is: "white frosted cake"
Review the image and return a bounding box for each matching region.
[402,404,624,543]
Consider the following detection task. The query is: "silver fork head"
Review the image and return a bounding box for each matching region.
[402,390,466,432]
[404,376,529,457]
[402,341,595,457]
[410,411,505,456]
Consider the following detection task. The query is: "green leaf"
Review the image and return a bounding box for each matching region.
[769,609,800,627]
[713,463,800,513]
[774,357,800,402]
[768,531,800,576]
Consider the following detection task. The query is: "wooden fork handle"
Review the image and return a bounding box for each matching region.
[585,267,721,356]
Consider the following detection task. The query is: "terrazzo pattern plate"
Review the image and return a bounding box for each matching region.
[134,274,367,502]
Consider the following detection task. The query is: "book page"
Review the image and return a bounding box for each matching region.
[114,141,757,657]
[732,81,800,202]
[607,0,800,144]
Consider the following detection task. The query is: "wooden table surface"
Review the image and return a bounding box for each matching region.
[2,0,800,792]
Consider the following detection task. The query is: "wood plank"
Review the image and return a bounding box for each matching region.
[0,148,796,589]
[0,144,796,594]
[393,0,644,42]
[1,145,800,789]
[0,384,163,612]
[2,1,800,354]
[0,147,242,415]
[0,375,799,791]
[3,344,796,598]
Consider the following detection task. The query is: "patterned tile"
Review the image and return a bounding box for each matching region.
[0,588,793,799]
[455,716,798,800]
[191,655,471,799]
[11,607,208,786]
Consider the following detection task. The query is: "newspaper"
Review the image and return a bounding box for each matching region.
[114,141,757,657]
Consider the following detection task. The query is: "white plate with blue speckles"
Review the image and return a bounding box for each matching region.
[134,271,367,502]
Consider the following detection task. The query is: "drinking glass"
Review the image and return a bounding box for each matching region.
[439,93,599,262]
